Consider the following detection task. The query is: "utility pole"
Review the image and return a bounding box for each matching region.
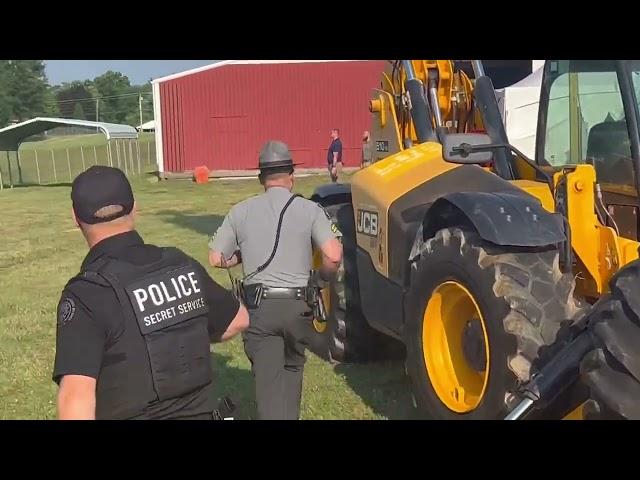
[96,97,99,122]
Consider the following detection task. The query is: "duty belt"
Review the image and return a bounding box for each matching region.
[245,284,308,301]
[240,272,328,316]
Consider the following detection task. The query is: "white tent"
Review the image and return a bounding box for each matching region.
[137,120,155,132]
[495,66,543,159]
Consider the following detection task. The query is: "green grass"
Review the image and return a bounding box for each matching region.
[0,172,415,419]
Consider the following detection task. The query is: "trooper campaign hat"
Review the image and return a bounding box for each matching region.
[257,140,303,171]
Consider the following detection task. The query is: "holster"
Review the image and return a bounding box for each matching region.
[241,282,264,310]
[212,396,235,420]
[306,270,328,322]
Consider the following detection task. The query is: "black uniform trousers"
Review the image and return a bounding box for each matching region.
[243,297,310,420]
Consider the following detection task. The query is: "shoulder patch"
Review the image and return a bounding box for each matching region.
[58,297,76,326]
[316,205,342,236]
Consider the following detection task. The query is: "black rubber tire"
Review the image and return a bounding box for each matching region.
[405,227,584,419]
[577,261,640,420]
[305,202,403,363]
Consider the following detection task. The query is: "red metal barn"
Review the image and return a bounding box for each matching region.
[152,60,387,175]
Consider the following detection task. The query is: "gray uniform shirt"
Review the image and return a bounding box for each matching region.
[209,186,339,288]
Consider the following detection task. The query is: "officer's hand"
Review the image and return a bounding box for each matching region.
[579,264,640,420]
[219,303,249,342]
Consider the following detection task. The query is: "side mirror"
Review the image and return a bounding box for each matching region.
[443,133,494,164]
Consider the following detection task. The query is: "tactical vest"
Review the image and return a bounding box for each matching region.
[68,247,212,420]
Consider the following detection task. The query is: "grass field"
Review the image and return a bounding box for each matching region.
[0,171,416,420]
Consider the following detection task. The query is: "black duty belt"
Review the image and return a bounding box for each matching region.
[258,285,307,300]
[242,283,309,308]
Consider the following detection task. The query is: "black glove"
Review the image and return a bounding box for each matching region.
[319,267,337,283]
[579,262,640,420]
[308,268,335,290]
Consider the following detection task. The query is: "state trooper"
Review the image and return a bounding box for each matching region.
[208,140,343,420]
[53,165,249,420]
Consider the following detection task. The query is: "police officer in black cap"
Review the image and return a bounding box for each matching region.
[53,166,249,420]
[208,140,343,420]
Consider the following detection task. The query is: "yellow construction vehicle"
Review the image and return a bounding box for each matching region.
[307,60,640,419]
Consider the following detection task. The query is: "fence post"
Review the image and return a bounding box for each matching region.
[51,149,57,183]
[129,140,133,174]
[17,150,23,185]
[7,151,14,188]
[35,150,41,185]
[136,139,141,174]
[122,140,128,174]
[93,145,98,166]
[107,141,113,167]
[124,141,129,175]
[124,140,129,173]
[123,140,129,175]
[116,140,122,171]
[80,145,86,171]
[130,140,134,174]
[128,140,134,175]
[66,148,72,182]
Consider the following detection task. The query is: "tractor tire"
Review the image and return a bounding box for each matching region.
[405,227,584,419]
[305,202,403,363]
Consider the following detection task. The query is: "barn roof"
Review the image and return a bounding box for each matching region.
[0,117,138,151]
[151,60,367,84]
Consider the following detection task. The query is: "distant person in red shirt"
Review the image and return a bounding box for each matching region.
[327,128,343,183]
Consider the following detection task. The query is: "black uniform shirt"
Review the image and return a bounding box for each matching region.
[327,138,343,164]
[53,230,240,419]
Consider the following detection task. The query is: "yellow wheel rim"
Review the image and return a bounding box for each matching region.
[423,281,490,413]
[313,318,328,333]
[563,402,586,420]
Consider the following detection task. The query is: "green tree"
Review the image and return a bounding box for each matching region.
[92,71,137,124]
[0,60,58,127]
[72,102,85,120]
[44,71,153,126]
[124,83,153,127]
[55,81,94,119]
[3,60,52,122]
[0,61,12,126]
[43,87,60,117]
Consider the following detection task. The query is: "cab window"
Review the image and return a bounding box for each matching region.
[542,60,634,188]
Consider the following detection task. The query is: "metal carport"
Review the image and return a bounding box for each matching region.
[0,117,138,189]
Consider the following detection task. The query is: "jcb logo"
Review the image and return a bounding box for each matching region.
[357,209,378,237]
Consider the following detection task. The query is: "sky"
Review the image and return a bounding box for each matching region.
[44,60,217,85]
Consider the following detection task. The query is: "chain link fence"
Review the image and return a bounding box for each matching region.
[0,138,157,189]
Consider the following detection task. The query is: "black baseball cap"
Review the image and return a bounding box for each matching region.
[71,166,135,224]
